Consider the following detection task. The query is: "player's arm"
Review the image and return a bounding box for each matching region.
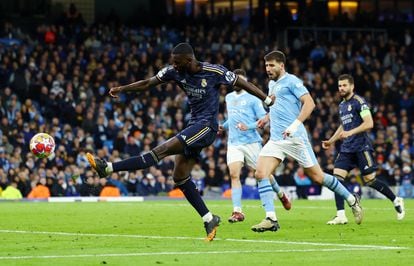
[109,76,163,98]
[322,125,343,149]
[340,109,373,139]
[235,77,274,107]
[283,93,315,137]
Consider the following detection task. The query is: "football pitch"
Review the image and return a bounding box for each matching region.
[0,199,412,266]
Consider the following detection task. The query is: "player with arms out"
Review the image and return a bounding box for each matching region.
[221,69,291,223]
[322,74,405,224]
[251,51,363,232]
[86,43,274,241]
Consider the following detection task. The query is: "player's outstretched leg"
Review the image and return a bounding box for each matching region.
[86,153,110,178]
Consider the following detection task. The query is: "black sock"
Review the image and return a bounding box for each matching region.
[367,179,396,201]
[113,152,159,172]
[334,179,346,211]
[177,178,209,217]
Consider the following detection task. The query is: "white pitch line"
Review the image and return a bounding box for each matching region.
[0,248,404,260]
[0,229,407,250]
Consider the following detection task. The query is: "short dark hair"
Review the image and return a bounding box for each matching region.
[264,51,286,64]
[233,69,246,76]
[338,74,354,85]
[172,43,194,56]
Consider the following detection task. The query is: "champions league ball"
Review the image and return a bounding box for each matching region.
[29,133,55,158]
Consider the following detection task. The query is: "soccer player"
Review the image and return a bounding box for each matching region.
[221,69,291,223]
[322,74,405,224]
[251,51,363,232]
[86,43,274,241]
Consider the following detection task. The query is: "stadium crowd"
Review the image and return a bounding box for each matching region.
[0,7,413,199]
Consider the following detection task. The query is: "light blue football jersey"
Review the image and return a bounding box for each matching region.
[268,73,309,141]
[224,90,267,145]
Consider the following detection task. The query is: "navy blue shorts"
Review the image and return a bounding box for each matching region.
[334,151,377,175]
[175,123,217,158]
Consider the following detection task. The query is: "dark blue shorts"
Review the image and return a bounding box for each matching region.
[334,151,377,175]
[175,123,217,158]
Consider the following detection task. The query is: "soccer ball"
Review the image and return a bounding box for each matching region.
[29,133,55,158]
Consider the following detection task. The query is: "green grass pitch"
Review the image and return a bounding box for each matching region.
[0,199,412,265]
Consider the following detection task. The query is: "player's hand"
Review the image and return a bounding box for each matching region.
[236,122,248,131]
[218,125,224,132]
[109,86,123,98]
[257,115,269,128]
[264,94,276,107]
[339,131,352,139]
[283,119,302,139]
[321,140,331,149]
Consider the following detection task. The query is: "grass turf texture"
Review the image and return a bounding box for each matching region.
[0,199,412,266]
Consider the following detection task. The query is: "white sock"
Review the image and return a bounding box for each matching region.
[106,162,113,173]
[266,212,277,221]
[202,212,213,223]
[346,194,356,206]
[337,210,346,218]
[233,207,242,213]
[393,197,400,206]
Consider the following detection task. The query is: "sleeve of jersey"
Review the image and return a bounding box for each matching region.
[290,77,309,99]
[156,66,173,82]
[218,66,238,86]
[359,101,371,117]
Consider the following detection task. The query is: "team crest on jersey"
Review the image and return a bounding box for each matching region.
[225,71,236,82]
[201,79,207,87]
[348,105,352,111]
[241,100,247,106]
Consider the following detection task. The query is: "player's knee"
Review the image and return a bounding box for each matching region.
[254,169,267,180]
[230,173,240,180]
[363,174,375,185]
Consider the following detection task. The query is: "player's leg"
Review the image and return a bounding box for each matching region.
[358,151,405,220]
[245,142,291,211]
[227,159,245,222]
[326,168,349,225]
[172,154,220,241]
[86,136,184,178]
[251,140,285,232]
[287,138,363,224]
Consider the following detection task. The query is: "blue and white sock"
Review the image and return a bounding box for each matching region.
[258,178,277,220]
[270,178,283,198]
[323,173,355,205]
[231,187,242,212]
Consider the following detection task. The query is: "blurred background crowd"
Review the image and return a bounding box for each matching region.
[0,1,413,199]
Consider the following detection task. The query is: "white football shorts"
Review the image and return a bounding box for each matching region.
[259,137,317,168]
[227,142,262,169]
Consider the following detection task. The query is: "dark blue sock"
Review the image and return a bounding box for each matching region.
[335,176,345,211]
[178,178,209,217]
[334,179,345,211]
[367,179,396,201]
[113,151,158,172]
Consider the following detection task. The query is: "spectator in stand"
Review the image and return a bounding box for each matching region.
[0,180,23,199]
[27,176,50,199]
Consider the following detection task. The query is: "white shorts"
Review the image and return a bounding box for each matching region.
[259,137,317,168]
[227,142,262,169]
